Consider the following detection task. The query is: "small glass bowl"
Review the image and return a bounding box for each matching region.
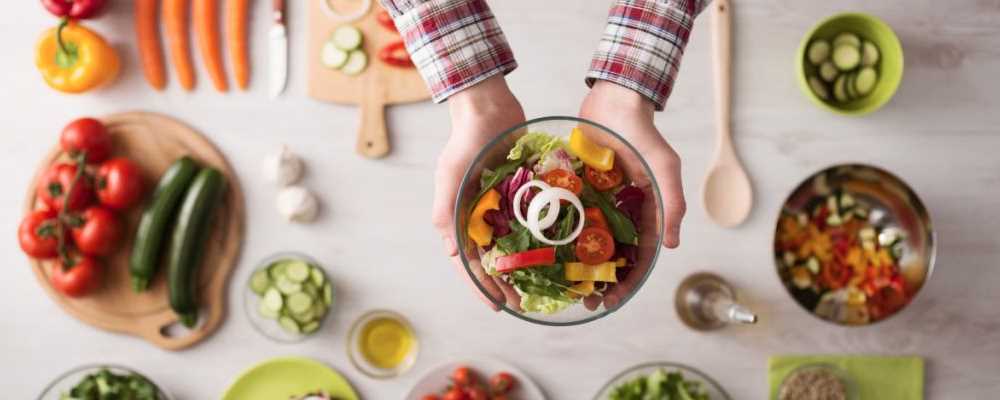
[37,364,173,400]
[593,362,731,400]
[243,252,335,343]
[346,310,419,379]
[776,364,859,400]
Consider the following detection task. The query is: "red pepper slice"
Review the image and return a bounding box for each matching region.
[376,9,398,32]
[867,275,908,320]
[378,41,414,68]
[495,247,556,273]
[820,261,851,290]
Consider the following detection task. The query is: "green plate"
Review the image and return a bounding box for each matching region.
[222,357,359,400]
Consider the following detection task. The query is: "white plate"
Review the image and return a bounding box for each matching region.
[406,359,546,400]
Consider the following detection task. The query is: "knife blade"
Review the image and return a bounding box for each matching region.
[268,0,288,98]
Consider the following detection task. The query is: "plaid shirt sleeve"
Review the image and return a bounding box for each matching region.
[586,0,710,111]
[380,0,517,103]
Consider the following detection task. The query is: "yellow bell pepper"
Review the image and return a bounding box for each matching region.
[569,127,614,172]
[564,258,627,283]
[567,280,595,298]
[36,21,120,94]
[467,189,501,247]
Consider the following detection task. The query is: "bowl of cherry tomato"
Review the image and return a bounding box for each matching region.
[406,360,546,400]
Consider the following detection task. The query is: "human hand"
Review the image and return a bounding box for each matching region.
[432,75,526,311]
[579,80,687,309]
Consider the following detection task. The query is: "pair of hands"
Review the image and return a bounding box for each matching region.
[431,76,687,311]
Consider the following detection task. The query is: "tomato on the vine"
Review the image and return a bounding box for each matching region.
[70,207,121,256]
[37,163,93,212]
[18,209,63,258]
[60,117,112,163]
[585,163,623,191]
[50,255,102,297]
[575,227,616,264]
[96,157,144,209]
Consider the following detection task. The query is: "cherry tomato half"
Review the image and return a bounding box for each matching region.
[50,255,102,298]
[489,372,517,395]
[18,209,62,258]
[575,227,615,264]
[585,162,623,191]
[96,157,145,209]
[71,207,122,256]
[60,117,112,163]
[583,207,609,230]
[542,169,583,195]
[37,163,93,212]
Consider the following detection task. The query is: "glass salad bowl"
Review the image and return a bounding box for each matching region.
[593,362,731,400]
[454,116,665,326]
[37,364,173,400]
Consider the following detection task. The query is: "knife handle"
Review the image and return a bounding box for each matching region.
[273,0,285,24]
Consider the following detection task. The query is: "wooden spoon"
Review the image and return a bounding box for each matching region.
[703,0,753,228]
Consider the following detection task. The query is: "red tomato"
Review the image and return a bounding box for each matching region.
[465,386,488,400]
[541,169,583,195]
[492,396,509,400]
[489,372,516,395]
[60,117,112,163]
[37,163,93,212]
[442,387,468,400]
[420,395,440,400]
[96,157,145,209]
[585,163,623,191]
[575,227,615,264]
[18,209,62,258]
[451,366,475,387]
[583,207,609,230]
[50,256,102,297]
[70,207,122,256]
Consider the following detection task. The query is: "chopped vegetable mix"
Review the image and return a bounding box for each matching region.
[62,368,161,400]
[608,368,711,400]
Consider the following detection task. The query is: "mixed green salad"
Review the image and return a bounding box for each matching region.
[467,128,646,314]
[61,368,162,400]
[608,368,711,400]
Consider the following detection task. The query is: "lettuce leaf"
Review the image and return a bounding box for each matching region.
[520,292,574,314]
[508,132,565,161]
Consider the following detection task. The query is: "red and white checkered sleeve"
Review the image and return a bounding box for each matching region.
[380,0,517,103]
[586,0,710,111]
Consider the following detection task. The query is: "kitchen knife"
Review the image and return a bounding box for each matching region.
[269,0,288,98]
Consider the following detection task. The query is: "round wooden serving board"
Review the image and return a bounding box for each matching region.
[23,111,244,351]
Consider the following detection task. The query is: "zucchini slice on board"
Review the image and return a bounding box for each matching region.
[341,50,368,76]
[855,67,879,96]
[833,44,861,71]
[332,25,363,50]
[808,76,830,100]
[861,41,880,67]
[320,42,349,69]
[833,75,849,103]
[819,61,838,83]
[807,40,831,65]
[832,32,861,48]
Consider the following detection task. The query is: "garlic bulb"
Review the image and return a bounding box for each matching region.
[263,145,304,186]
[276,186,320,223]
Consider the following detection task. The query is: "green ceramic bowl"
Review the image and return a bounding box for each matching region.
[796,12,904,116]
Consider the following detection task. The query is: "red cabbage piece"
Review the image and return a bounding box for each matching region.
[483,209,511,237]
[615,244,638,267]
[505,167,534,219]
[615,186,645,228]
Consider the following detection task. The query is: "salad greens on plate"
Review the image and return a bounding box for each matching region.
[609,368,711,400]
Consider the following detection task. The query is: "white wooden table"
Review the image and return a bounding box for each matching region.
[3,1,999,398]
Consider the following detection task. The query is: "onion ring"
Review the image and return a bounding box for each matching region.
[319,0,372,22]
[526,187,586,246]
[513,181,559,230]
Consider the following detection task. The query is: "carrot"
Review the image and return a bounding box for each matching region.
[163,0,196,90]
[135,0,166,90]
[194,0,228,92]
[226,0,249,90]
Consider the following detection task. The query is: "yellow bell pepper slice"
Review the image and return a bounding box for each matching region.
[36,21,120,94]
[569,127,615,172]
[564,258,627,282]
[567,281,595,298]
[467,189,501,247]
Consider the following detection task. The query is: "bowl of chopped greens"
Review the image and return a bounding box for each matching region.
[594,362,731,400]
[37,364,171,400]
[455,116,665,325]
[774,164,935,325]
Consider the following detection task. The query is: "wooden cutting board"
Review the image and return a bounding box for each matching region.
[307,0,430,158]
[23,111,244,351]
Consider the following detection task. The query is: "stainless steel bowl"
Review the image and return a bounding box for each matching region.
[774,164,935,326]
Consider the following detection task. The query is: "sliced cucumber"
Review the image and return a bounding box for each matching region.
[279,316,300,334]
[833,44,861,71]
[322,282,333,306]
[845,72,859,100]
[833,74,849,103]
[287,292,314,314]
[258,301,280,319]
[285,261,311,283]
[819,61,838,83]
[263,288,283,312]
[321,42,349,69]
[807,76,829,100]
[332,25,363,50]
[832,32,861,49]
[269,262,289,281]
[861,40,880,67]
[341,50,368,76]
[302,321,321,334]
[855,67,878,96]
[310,266,325,286]
[250,269,271,296]
[251,258,332,336]
[807,40,831,65]
[276,277,302,295]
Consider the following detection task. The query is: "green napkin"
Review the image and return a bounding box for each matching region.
[768,355,923,400]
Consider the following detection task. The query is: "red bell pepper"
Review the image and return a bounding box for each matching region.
[495,247,556,273]
[376,9,398,32]
[41,0,106,19]
[820,261,851,290]
[378,41,414,68]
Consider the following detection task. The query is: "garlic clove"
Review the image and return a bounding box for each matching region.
[276,185,320,223]
[264,145,305,186]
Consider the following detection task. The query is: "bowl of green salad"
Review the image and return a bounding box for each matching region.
[455,116,665,325]
[594,362,730,400]
[37,364,172,400]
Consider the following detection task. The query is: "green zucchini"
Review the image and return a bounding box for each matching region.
[129,157,199,292]
[167,168,227,328]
